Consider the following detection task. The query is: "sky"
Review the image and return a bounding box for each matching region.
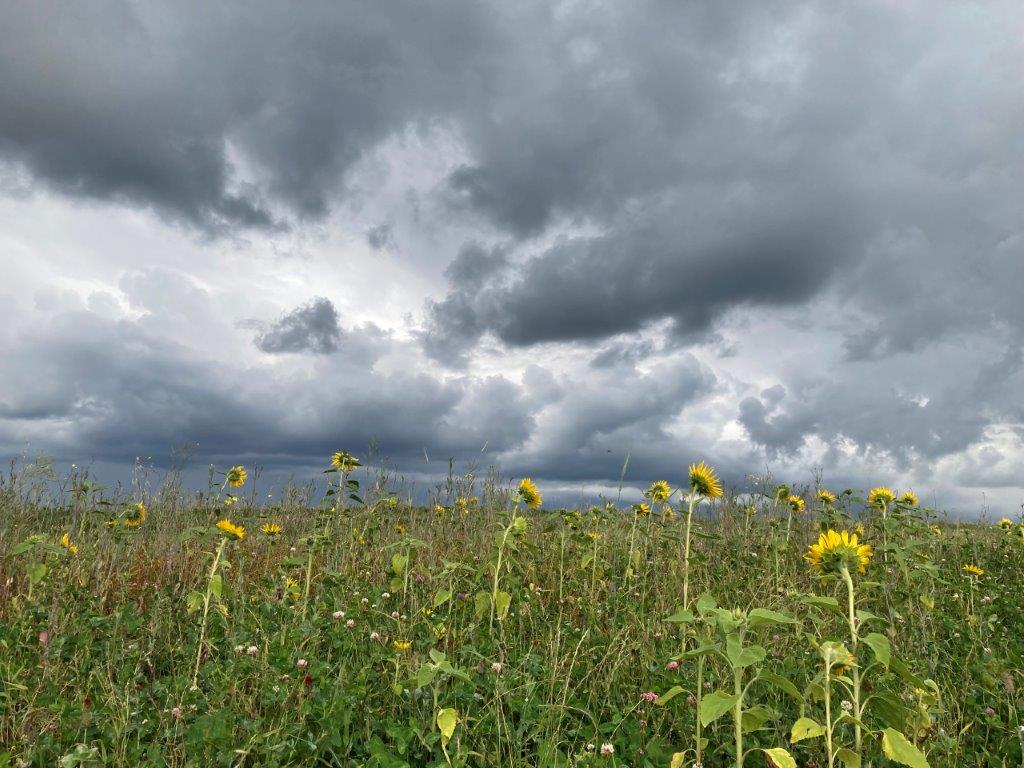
[1,1,1022,514]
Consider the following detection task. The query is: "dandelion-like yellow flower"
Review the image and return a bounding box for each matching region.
[868,487,895,508]
[394,522,407,535]
[518,478,542,509]
[646,480,672,503]
[125,501,147,528]
[226,466,247,488]
[962,564,984,577]
[743,504,757,516]
[393,640,412,652]
[787,494,806,513]
[805,530,873,575]
[331,451,360,472]
[633,502,651,517]
[60,532,79,554]
[930,524,942,537]
[688,462,723,499]
[998,517,1014,530]
[224,495,237,507]
[817,489,837,505]
[900,490,919,507]
[261,522,282,537]
[216,518,246,540]
[854,522,865,535]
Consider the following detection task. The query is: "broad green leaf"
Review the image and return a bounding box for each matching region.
[790,716,825,742]
[727,634,766,668]
[699,691,738,727]
[670,753,685,768]
[666,608,696,623]
[26,563,47,585]
[742,704,775,732]
[880,728,929,768]
[748,608,797,627]
[756,671,805,705]
[695,593,718,614]
[835,748,861,768]
[495,590,512,621]
[391,553,408,575]
[436,708,457,746]
[656,685,685,705]
[761,747,797,768]
[800,594,841,613]
[432,589,452,608]
[474,591,490,620]
[209,573,222,599]
[863,633,891,668]
[186,590,204,613]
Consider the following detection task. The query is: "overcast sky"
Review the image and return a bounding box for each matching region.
[1,1,1022,513]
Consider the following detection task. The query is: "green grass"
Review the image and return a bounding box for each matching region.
[0,462,1022,767]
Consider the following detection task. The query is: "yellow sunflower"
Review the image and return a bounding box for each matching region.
[817,489,837,505]
[646,480,672,503]
[997,517,1014,531]
[216,518,246,540]
[393,640,412,652]
[518,478,542,509]
[330,451,360,472]
[60,532,79,554]
[125,501,147,528]
[226,466,247,488]
[787,494,806,513]
[867,487,895,508]
[633,502,651,517]
[900,490,919,507]
[261,522,282,537]
[962,564,984,577]
[805,529,873,575]
[688,462,723,499]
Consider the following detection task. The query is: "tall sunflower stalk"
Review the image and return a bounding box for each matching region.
[192,519,245,688]
[682,463,722,609]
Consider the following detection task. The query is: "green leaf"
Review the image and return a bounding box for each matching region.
[742,704,776,732]
[26,562,47,585]
[695,593,718,614]
[209,573,222,599]
[748,608,797,627]
[790,716,825,742]
[761,747,797,768]
[186,590,204,613]
[880,728,930,768]
[474,591,490,620]
[436,708,457,746]
[699,691,738,727]
[432,589,452,608]
[665,608,696,623]
[800,594,842,613]
[495,591,512,621]
[727,634,766,669]
[670,754,685,768]
[863,632,891,668]
[835,748,861,768]
[391,553,408,575]
[655,685,684,706]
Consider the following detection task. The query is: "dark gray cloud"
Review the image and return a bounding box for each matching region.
[254,297,343,354]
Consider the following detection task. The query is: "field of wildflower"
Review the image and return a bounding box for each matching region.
[1,454,1022,767]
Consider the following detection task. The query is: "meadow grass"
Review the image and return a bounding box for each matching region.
[0,459,1021,767]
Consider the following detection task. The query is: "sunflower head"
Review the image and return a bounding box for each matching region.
[226,466,247,488]
[125,501,147,528]
[646,480,672,503]
[261,522,282,537]
[60,532,79,554]
[962,564,984,577]
[805,529,873,575]
[633,502,651,517]
[868,486,895,508]
[900,490,919,507]
[393,640,412,652]
[817,489,837,506]
[688,462,723,499]
[997,517,1014,531]
[216,518,246,540]
[930,524,942,537]
[331,451,360,472]
[787,494,806,513]
[518,478,542,509]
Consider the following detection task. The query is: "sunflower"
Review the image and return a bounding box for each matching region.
[60,532,79,554]
[962,564,984,577]
[216,518,246,540]
[688,462,723,499]
[787,494,806,513]
[518,478,542,509]
[394,522,407,535]
[646,480,672,503]
[633,502,651,517]
[125,501,147,528]
[930,524,942,537]
[805,529,873,575]
[998,517,1014,531]
[393,640,412,652]
[226,466,247,488]
[900,490,919,507]
[330,451,360,472]
[261,522,282,537]
[817,489,837,505]
[868,487,895,508]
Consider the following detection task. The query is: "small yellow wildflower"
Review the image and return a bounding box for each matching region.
[224,495,238,507]
[261,522,282,537]
[226,466,247,488]
[868,487,895,507]
[930,524,942,537]
[216,518,246,540]
[688,461,723,499]
[805,530,873,575]
[962,564,984,577]
[518,478,542,509]
[393,640,412,652]
[125,501,147,528]
[60,532,78,554]
[394,522,407,535]
[646,480,672,503]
